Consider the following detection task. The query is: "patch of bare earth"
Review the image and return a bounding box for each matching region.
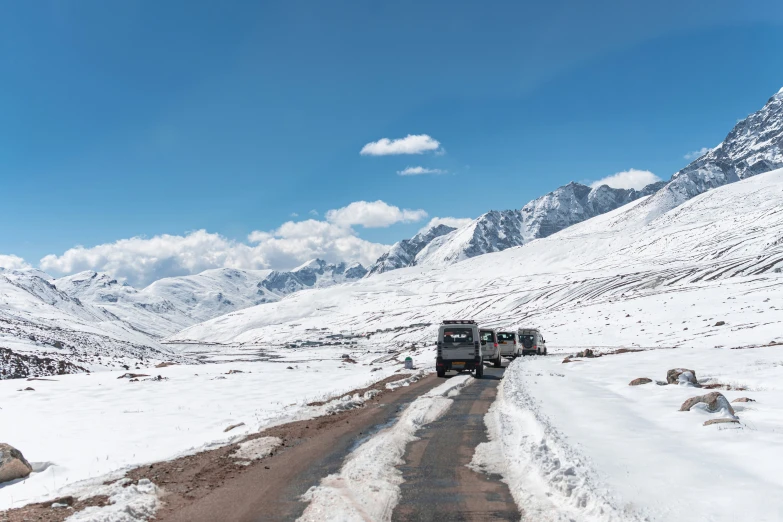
[1,494,109,522]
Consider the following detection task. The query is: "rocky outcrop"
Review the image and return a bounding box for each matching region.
[0,443,33,484]
[680,392,736,416]
[629,378,652,386]
[667,368,699,386]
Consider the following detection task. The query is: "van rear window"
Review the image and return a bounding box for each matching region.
[497,332,515,342]
[442,328,473,343]
[479,330,495,343]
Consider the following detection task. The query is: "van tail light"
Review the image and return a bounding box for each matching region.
[533,345,537,350]
[494,343,498,348]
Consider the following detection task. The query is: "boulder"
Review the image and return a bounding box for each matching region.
[714,321,726,326]
[629,378,652,386]
[0,443,33,484]
[667,368,699,386]
[732,397,756,403]
[680,392,736,416]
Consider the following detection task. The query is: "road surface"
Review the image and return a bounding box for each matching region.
[147,364,519,521]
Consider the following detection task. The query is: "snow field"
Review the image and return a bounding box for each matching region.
[0,357,417,510]
[298,374,473,522]
[477,346,783,521]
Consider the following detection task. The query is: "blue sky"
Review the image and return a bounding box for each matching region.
[2,0,783,284]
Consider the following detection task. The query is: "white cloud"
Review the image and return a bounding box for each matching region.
[38,199,428,286]
[309,209,319,216]
[325,200,428,228]
[418,217,473,234]
[41,225,389,288]
[397,166,447,176]
[590,169,662,190]
[290,212,299,217]
[360,134,441,156]
[684,147,711,160]
[0,254,31,270]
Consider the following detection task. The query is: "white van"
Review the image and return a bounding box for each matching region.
[496,331,518,359]
[436,320,499,378]
[479,328,502,368]
[518,328,547,356]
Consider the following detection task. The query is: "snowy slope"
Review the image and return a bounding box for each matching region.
[0,269,186,378]
[53,261,368,339]
[171,168,783,352]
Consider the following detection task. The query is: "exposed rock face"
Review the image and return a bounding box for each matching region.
[628,88,783,223]
[1,347,86,380]
[0,443,33,484]
[629,378,652,386]
[667,368,699,385]
[405,182,665,269]
[680,392,736,416]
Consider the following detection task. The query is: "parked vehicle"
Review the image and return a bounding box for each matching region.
[496,331,519,359]
[436,320,485,378]
[479,328,503,368]
[517,328,547,355]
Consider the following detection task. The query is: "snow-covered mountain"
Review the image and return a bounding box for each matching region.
[53,260,367,337]
[0,268,187,379]
[366,224,456,276]
[372,181,664,270]
[368,88,783,271]
[170,167,783,350]
[629,87,783,223]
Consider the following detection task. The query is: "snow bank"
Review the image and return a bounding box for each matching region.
[478,347,783,521]
[298,374,473,522]
[65,478,159,522]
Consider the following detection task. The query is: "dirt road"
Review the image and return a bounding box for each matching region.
[6,365,519,522]
[393,365,519,521]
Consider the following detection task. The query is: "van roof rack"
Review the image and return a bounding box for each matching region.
[442,319,476,325]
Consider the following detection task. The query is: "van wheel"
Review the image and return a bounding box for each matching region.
[475,365,483,378]
[544,348,548,355]
[537,348,541,355]
[493,355,502,368]
[437,368,445,378]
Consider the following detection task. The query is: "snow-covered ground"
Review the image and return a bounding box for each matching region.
[477,346,783,522]
[0,350,427,511]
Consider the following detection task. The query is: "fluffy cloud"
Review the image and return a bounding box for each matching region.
[325,200,428,228]
[38,199,431,286]
[0,254,31,270]
[590,169,662,190]
[684,147,711,160]
[418,217,473,233]
[397,166,446,176]
[360,134,441,156]
[41,225,389,288]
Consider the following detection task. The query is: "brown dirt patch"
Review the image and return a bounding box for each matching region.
[1,495,110,522]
